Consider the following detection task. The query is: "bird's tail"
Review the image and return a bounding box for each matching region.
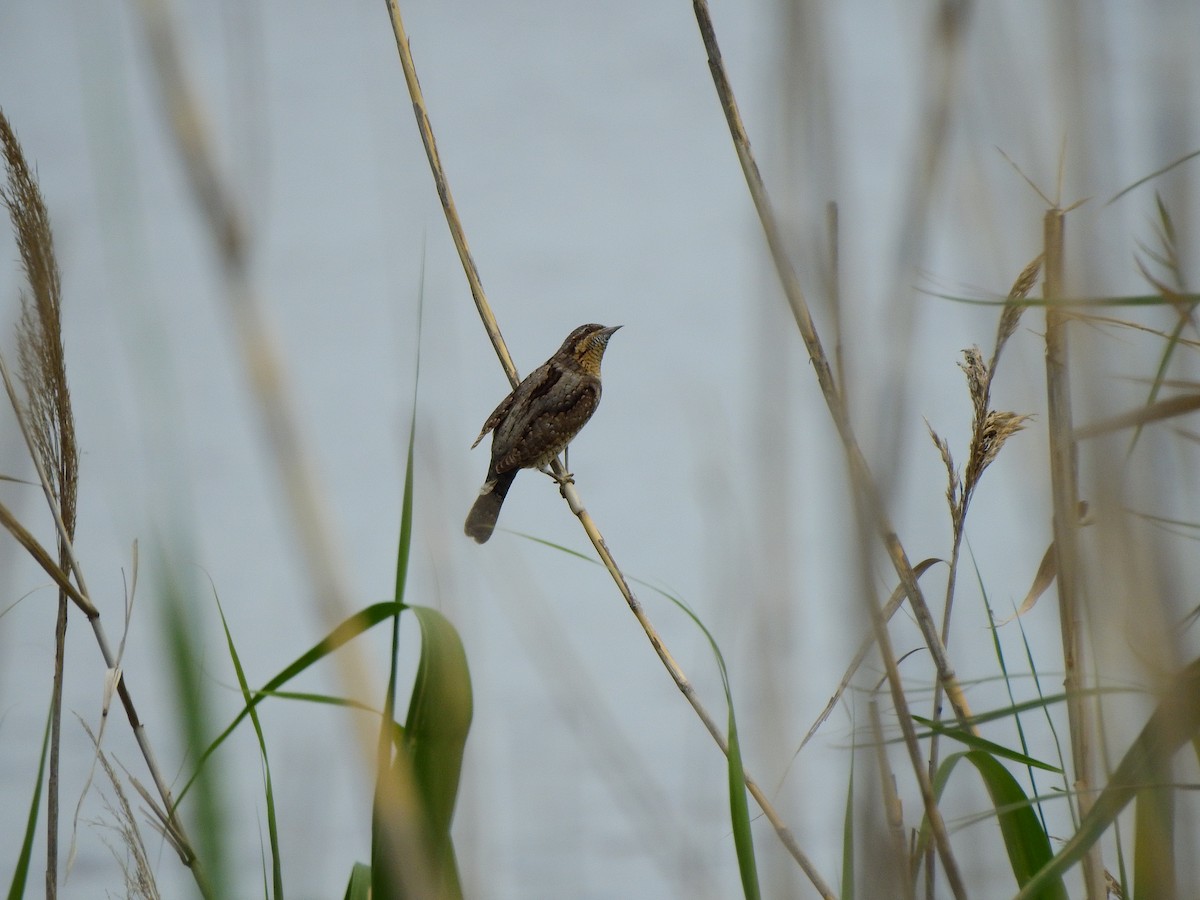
[464,469,518,543]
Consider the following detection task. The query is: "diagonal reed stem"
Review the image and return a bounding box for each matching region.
[381,1,834,895]
[689,0,970,895]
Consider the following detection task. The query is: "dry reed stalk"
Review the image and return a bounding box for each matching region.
[690,0,969,894]
[380,1,834,895]
[1042,207,1104,898]
[868,698,914,899]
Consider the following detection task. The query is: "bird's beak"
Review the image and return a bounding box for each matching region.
[602,325,622,337]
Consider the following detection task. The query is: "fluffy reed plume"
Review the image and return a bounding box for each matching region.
[1,106,79,899]
[992,252,1043,373]
[80,720,160,900]
[0,111,78,521]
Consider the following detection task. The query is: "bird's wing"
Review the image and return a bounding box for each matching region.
[495,378,600,472]
[471,389,516,449]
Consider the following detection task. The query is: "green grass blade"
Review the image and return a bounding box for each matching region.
[961,752,1066,898]
[725,698,761,900]
[343,862,372,900]
[161,575,229,898]
[405,609,472,839]
[927,751,1066,899]
[911,716,1062,773]
[244,690,378,712]
[180,601,403,803]
[216,597,284,900]
[925,688,1129,731]
[973,545,1051,835]
[1017,657,1200,900]
[393,248,422,612]
[7,699,52,900]
[374,269,423,900]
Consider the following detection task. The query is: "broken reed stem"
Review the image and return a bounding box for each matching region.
[1042,207,1103,899]
[380,1,834,895]
[690,0,969,894]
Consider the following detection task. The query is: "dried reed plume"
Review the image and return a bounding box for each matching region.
[1,105,79,900]
[931,254,1041,537]
[0,112,77,525]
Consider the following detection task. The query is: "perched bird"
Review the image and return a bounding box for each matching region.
[465,323,621,543]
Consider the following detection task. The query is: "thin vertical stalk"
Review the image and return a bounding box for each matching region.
[46,565,67,899]
[868,699,915,900]
[1042,207,1103,899]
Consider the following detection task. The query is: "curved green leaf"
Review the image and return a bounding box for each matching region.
[1017,657,1200,900]
[405,606,472,841]
[374,606,472,900]
[924,751,1066,899]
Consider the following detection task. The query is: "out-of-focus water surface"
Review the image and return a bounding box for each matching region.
[2,1,1198,897]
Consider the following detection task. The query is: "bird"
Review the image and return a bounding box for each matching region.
[465,323,621,543]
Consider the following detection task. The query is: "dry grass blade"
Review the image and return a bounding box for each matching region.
[994,541,1057,625]
[1074,393,1200,440]
[0,500,93,614]
[1106,147,1200,206]
[78,719,160,900]
[128,775,192,867]
[992,253,1043,371]
[1134,257,1190,318]
[926,421,960,527]
[793,558,943,757]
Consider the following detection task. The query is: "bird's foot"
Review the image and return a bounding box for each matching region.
[539,464,575,489]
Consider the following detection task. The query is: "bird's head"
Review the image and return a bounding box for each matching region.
[561,323,621,376]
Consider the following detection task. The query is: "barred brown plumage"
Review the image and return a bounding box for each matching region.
[465,324,621,543]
